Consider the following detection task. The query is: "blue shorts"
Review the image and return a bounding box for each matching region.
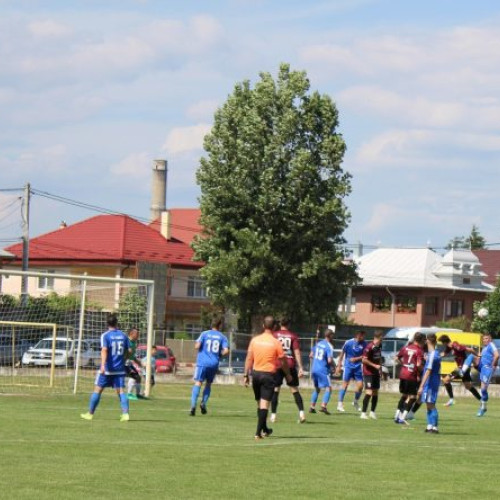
[480,366,493,386]
[95,373,126,389]
[343,365,363,382]
[312,372,331,389]
[194,365,218,383]
[421,385,439,404]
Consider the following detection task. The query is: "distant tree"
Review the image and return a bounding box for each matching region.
[446,224,486,250]
[193,63,358,328]
[118,288,147,333]
[471,281,500,335]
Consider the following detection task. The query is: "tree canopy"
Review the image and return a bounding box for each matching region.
[193,64,358,328]
[446,224,486,250]
[471,282,500,335]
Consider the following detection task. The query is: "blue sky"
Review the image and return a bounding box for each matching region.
[1,0,499,251]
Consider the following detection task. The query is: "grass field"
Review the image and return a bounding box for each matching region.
[1,383,499,500]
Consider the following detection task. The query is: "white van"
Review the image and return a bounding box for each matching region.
[382,327,462,378]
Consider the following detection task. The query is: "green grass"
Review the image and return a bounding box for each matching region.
[0,384,498,499]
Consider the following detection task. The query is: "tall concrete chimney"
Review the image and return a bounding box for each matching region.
[150,159,167,222]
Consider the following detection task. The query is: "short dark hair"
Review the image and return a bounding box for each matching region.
[373,331,383,340]
[427,333,437,345]
[280,317,291,328]
[107,314,118,328]
[211,316,223,330]
[263,315,275,330]
[439,334,451,344]
[355,330,366,337]
[325,329,334,340]
[413,332,424,344]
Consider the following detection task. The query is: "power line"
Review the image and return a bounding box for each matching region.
[0,188,23,192]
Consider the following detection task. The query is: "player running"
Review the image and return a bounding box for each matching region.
[190,317,229,416]
[335,330,367,412]
[476,333,499,417]
[81,314,131,421]
[394,332,424,424]
[360,331,383,420]
[270,318,306,423]
[309,329,335,415]
[438,335,480,406]
[417,333,441,434]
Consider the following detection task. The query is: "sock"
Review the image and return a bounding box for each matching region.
[405,398,415,413]
[293,391,304,412]
[432,408,439,427]
[411,401,422,414]
[338,389,346,403]
[89,392,101,414]
[256,408,268,435]
[119,393,129,414]
[362,394,371,413]
[444,382,454,399]
[136,383,142,396]
[426,408,432,427]
[321,389,331,406]
[398,396,406,412]
[469,387,481,400]
[271,392,279,413]
[481,389,488,403]
[394,409,401,420]
[311,389,319,406]
[202,386,211,405]
[354,391,362,402]
[127,378,135,394]
[371,395,378,412]
[191,385,201,408]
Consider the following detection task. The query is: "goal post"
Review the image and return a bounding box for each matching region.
[0,269,155,396]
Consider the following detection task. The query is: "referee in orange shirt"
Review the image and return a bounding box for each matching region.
[244,315,292,440]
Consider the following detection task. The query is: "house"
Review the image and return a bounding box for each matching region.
[2,214,208,331]
[473,250,500,287]
[344,248,493,328]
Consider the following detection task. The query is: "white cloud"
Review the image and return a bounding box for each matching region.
[110,152,151,178]
[27,19,72,38]
[186,99,219,121]
[162,124,211,155]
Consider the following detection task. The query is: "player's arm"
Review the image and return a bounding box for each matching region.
[335,349,345,375]
[243,347,254,387]
[493,347,499,367]
[417,365,432,396]
[221,347,229,357]
[294,347,304,377]
[100,346,108,374]
[362,355,381,370]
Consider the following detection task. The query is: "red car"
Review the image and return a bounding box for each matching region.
[136,345,176,373]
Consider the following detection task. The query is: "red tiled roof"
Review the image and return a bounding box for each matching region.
[473,250,500,286]
[150,208,202,245]
[6,214,202,268]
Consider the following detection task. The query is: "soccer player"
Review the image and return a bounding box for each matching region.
[335,330,367,412]
[309,329,335,415]
[81,314,131,421]
[394,332,424,424]
[244,315,292,440]
[417,333,441,433]
[270,318,306,423]
[125,327,143,400]
[360,331,383,419]
[190,317,229,416]
[438,334,480,406]
[476,333,499,417]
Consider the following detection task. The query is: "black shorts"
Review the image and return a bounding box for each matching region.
[399,379,418,396]
[274,367,299,388]
[125,364,141,382]
[449,368,472,383]
[363,374,380,390]
[252,371,276,402]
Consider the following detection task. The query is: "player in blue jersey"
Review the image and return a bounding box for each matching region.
[335,330,367,412]
[476,333,499,417]
[417,333,441,433]
[190,317,229,416]
[81,314,132,421]
[309,329,335,415]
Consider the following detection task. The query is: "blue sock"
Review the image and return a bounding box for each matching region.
[338,389,346,402]
[322,389,331,406]
[426,408,432,426]
[481,389,488,402]
[191,385,201,408]
[311,389,319,405]
[202,386,211,405]
[354,391,362,402]
[119,393,129,414]
[89,392,101,414]
[433,408,439,427]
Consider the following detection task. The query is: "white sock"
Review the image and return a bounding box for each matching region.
[395,410,400,420]
[127,378,135,393]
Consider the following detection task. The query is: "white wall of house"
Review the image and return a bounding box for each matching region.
[1,266,71,297]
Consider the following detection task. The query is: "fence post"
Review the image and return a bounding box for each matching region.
[73,276,87,394]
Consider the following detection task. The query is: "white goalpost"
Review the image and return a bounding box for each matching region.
[0,269,155,396]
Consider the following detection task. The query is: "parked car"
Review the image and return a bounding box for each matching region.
[218,349,246,375]
[86,338,103,367]
[0,333,37,366]
[21,337,93,368]
[136,344,176,373]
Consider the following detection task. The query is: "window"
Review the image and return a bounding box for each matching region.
[396,295,417,313]
[38,270,55,290]
[424,297,438,316]
[337,297,356,314]
[187,276,207,298]
[371,294,392,313]
[185,324,201,335]
[463,277,470,285]
[446,299,464,318]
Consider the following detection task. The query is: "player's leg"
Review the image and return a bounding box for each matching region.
[352,372,363,411]
[309,374,320,413]
[477,369,491,416]
[462,370,481,400]
[190,367,204,416]
[270,370,284,422]
[287,368,305,422]
[256,373,274,438]
[81,374,105,420]
[369,377,380,418]
[361,387,371,419]
[116,377,130,421]
[200,368,217,414]
[317,374,332,414]
[395,380,407,421]
[337,368,351,411]
[442,374,454,406]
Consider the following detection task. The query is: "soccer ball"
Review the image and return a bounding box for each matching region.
[477,307,489,319]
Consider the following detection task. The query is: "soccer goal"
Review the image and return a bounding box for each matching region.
[0,269,155,396]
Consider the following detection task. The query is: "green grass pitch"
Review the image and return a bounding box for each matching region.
[0,384,498,499]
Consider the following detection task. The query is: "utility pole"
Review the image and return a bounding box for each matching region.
[21,182,30,305]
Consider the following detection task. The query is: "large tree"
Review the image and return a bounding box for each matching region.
[193,64,358,328]
[471,281,500,335]
[446,224,486,250]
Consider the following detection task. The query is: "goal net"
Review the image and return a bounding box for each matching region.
[0,269,155,395]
